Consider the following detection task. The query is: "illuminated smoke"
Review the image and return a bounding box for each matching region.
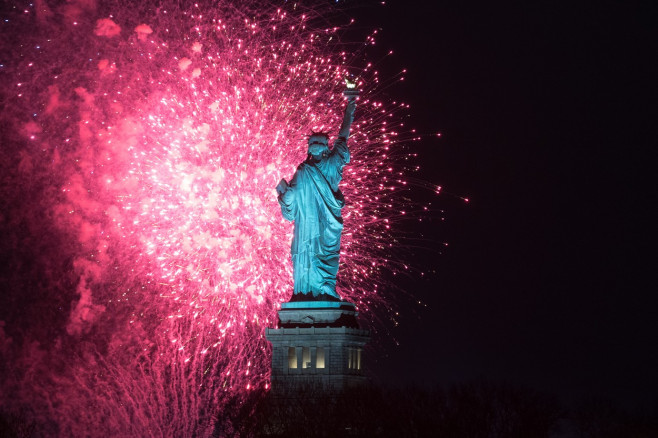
[0,0,415,435]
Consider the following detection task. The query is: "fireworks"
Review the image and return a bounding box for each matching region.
[0,0,417,435]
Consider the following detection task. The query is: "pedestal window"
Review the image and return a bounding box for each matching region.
[302,347,311,369]
[288,347,297,369]
[347,347,362,370]
[316,347,325,369]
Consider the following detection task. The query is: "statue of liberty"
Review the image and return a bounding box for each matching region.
[276,79,358,301]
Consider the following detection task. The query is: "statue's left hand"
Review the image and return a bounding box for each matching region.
[276,178,288,195]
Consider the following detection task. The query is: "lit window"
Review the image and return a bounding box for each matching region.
[302,347,311,368]
[316,348,325,369]
[347,348,362,370]
[288,347,297,369]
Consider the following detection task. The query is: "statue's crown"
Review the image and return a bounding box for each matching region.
[308,131,329,145]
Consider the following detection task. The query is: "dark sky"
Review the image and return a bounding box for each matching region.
[355,0,657,407]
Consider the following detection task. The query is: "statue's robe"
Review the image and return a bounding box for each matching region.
[278,135,350,299]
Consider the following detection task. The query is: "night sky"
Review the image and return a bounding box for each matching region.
[360,0,657,408]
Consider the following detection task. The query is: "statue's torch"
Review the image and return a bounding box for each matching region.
[343,76,360,98]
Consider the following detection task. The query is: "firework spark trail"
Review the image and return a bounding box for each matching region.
[0,0,417,435]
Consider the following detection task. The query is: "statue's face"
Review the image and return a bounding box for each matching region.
[308,135,329,160]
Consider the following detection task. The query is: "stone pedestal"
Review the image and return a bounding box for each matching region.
[266,300,369,393]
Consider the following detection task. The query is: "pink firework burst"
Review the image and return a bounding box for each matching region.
[0,0,417,435]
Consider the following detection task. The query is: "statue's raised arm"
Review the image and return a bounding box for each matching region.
[338,77,358,139]
[276,79,359,301]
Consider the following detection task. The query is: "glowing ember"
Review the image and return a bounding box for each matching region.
[0,0,416,435]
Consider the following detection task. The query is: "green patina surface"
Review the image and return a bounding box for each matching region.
[277,96,356,299]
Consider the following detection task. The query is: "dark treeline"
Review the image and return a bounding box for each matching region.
[2,380,657,437]
[213,380,658,438]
